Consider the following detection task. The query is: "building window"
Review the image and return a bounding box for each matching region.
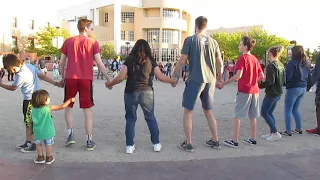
[153,49,159,62]
[163,9,180,19]
[12,36,18,48]
[161,48,178,61]
[12,18,17,28]
[162,29,179,44]
[29,20,35,30]
[121,31,126,40]
[28,38,35,48]
[121,12,134,23]
[104,13,108,23]
[146,29,160,44]
[129,31,134,41]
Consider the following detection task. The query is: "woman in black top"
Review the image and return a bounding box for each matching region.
[105,39,177,154]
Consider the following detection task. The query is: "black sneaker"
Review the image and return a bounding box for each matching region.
[206,139,222,150]
[243,138,257,145]
[223,140,239,148]
[16,141,30,149]
[21,143,36,153]
[280,131,292,136]
[292,129,303,134]
[179,140,195,152]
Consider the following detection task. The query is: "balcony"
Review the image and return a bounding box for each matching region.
[142,17,187,31]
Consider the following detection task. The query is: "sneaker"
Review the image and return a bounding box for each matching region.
[266,133,281,141]
[261,133,271,139]
[16,141,30,149]
[243,138,257,145]
[21,143,36,153]
[223,140,239,148]
[46,156,55,165]
[205,139,222,150]
[86,140,96,151]
[66,133,76,146]
[126,145,135,154]
[153,143,162,152]
[34,155,45,164]
[280,131,292,136]
[292,129,303,134]
[306,128,320,135]
[179,140,195,152]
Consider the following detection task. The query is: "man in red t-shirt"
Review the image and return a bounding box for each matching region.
[217,36,264,148]
[59,18,111,151]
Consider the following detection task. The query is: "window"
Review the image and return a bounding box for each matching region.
[28,38,35,48]
[12,18,17,28]
[104,13,108,23]
[121,12,134,23]
[162,29,179,44]
[12,36,18,48]
[129,31,134,41]
[161,48,178,61]
[153,49,159,61]
[146,29,160,44]
[29,20,35,30]
[163,9,180,19]
[121,31,126,40]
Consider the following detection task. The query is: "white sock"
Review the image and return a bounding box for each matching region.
[67,129,73,136]
[87,135,92,141]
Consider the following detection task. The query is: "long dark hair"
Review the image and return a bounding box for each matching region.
[291,45,307,67]
[129,39,154,64]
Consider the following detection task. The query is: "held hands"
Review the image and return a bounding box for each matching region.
[105,81,113,90]
[55,80,65,88]
[216,81,225,90]
[70,97,76,102]
[170,78,178,87]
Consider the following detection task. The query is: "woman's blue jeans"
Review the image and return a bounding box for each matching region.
[261,95,281,133]
[124,90,160,146]
[284,87,306,132]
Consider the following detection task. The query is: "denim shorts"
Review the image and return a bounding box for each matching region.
[35,137,55,146]
[182,80,215,111]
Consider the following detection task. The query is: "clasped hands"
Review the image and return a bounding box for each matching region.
[216,80,225,90]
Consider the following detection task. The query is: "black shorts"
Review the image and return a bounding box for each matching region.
[22,100,32,127]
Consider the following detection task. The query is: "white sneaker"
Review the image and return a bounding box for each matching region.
[261,133,271,139]
[266,133,281,141]
[153,143,162,152]
[126,145,135,154]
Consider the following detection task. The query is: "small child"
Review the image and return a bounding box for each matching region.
[31,89,75,164]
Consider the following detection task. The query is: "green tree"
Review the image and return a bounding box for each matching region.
[34,26,70,57]
[311,49,319,63]
[101,43,117,60]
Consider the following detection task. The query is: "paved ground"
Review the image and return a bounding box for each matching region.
[0,73,319,179]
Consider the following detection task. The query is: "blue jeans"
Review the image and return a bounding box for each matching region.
[261,96,280,133]
[284,87,306,132]
[124,90,160,146]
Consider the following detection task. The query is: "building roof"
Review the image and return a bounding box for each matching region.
[206,25,263,35]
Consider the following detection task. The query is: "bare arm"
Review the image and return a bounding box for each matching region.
[172,54,188,79]
[222,70,243,86]
[38,73,59,86]
[216,56,223,82]
[108,65,128,86]
[154,67,176,84]
[0,82,18,91]
[59,54,67,79]
[94,53,111,82]
[50,98,75,111]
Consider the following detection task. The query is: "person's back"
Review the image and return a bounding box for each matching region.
[286,59,310,89]
[236,54,261,94]
[62,35,99,80]
[39,59,46,69]
[185,33,220,83]
[32,106,55,140]
[14,63,40,99]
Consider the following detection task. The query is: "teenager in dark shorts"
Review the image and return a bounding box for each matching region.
[172,16,224,152]
[0,54,62,153]
[306,52,320,135]
[59,18,111,151]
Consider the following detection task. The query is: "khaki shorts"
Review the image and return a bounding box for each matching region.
[234,92,260,119]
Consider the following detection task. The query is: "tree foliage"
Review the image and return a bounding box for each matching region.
[211,28,291,64]
[34,26,70,57]
[101,43,117,60]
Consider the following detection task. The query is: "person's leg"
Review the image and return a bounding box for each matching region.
[139,91,160,146]
[261,96,275,133]
[124,93,138,148]
[44,138,55,164]
[307,88,320,134]
[64,79,78,145]
[78,80,95,151]
[248,93,260,141]
[33,140,45,164]
[292,88,305,131]
[20,100,36,152]
[7,70,10,81]
[284,88,298,134]
[97,70,101,79]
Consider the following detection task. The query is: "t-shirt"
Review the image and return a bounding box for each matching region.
[112,60,119,70]
[228,64,235,72]
[32,106,55,140]
[124,57,157,93]
[235,54,262,94]
[61,35,100,80]
[13,64,40,100]
[53,63,59,69]
[167,63,172,70]
[181,34,221,83]
[39,59,46,69]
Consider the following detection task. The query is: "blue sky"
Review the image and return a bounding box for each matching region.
[3,0,319,49]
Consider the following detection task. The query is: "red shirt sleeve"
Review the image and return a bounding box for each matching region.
[60,40,68,55]
[235,56,245,71]
[93,41,100,55]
